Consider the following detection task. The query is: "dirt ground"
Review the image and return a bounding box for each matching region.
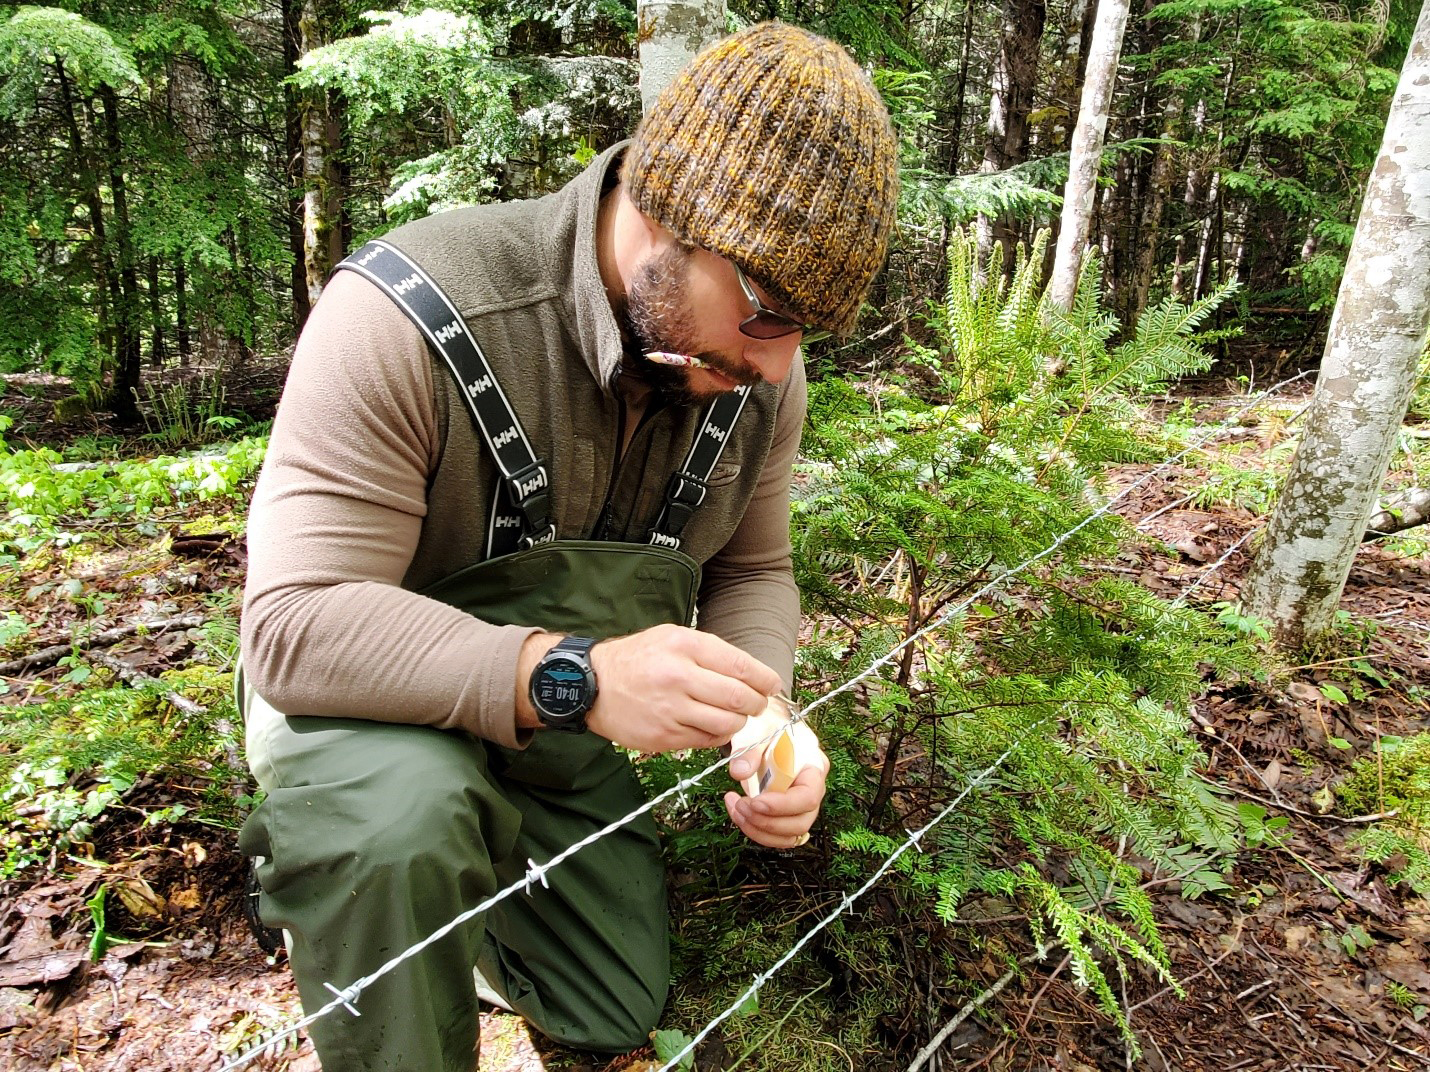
[1,373,1428,1071]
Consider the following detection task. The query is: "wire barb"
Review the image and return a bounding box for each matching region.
[216,374,1309,1072]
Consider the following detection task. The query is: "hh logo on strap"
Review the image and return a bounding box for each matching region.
[515,469,547,499]
[357,247,383,267]
[393,274,424,296]
[467,375,492,396]
[493,428,518,449]
[435,320,462,344]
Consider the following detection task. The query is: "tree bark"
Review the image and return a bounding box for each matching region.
[945,0,978,172]
[300,0,345,307]
[98,83,142,423]
[146,257,167,369]
[282,0,311,334]
[53,60,119,379]
[1241,6,1430,648]
[175,254,191,366]
[636,1,726,114]
[975,0,1047,281]
[1047,0,1130,312]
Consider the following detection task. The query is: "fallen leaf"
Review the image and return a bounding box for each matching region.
[1283,925,1314,952]
[0,950,86,987]
[169,887,202,912]
[1263,758,1283,790]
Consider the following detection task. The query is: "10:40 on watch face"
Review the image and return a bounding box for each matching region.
[535,658,592,716]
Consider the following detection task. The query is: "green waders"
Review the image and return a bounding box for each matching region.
[237,540,702,1071]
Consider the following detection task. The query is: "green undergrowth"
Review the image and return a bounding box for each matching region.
[1336,733,1430,897]
[0,413,267,565]
[644,230,1270,1062]
[0,657,245,878]
[0,415,258,877]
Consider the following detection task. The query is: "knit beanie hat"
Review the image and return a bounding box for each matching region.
[621,22,899,336]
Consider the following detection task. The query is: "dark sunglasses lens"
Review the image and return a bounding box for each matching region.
[741,311,803,339]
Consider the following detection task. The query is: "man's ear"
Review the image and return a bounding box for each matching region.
[618,184,671,251]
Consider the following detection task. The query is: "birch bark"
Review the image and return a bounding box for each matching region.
[636,0,725,115]
[1241,2,1430,647]
[1046,0,1130,311]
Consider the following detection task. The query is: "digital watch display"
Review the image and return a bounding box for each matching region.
[530,636,598,732]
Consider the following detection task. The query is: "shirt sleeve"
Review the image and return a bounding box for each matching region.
[239,270,539,748]
[696,360,806,692]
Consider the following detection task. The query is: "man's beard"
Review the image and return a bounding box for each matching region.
[615,244,760,407]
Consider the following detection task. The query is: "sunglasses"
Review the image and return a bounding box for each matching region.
[733,263,830,343]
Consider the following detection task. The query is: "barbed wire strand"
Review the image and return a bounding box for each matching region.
[662,434,1297,1072]
[656,377,1320,1072]
[654,732,1036,1072]
[217,372,1310,1071]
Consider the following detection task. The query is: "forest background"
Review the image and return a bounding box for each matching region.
[1,0,1429,1069]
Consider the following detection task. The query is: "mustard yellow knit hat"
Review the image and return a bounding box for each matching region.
[621,22,899,336]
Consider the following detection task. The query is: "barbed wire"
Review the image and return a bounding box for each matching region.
[217,373,1310,1071]
[655,375,1319,1071]
[654,731,1037,1072]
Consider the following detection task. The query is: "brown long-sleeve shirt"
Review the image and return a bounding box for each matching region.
[240,145,804,748]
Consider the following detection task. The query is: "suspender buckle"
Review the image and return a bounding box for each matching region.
[506,460,553,535]
[660,472,709,539]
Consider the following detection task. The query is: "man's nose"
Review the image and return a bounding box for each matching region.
[743,334,802,385]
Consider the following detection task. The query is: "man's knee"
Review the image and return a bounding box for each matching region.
[244,721,519,901]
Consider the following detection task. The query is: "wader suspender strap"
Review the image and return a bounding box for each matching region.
[647,384,751,551]
[336,239,751,557]
[336,240,557,554]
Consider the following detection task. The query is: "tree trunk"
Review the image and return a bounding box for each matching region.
[1241,6,1430,648]
[300,0,345,307]
[146,257,167,369]
[975,0,1048,281]
[636,1,726,114]
[54,60,119,379]
[175,255,191,367]
[1047,0,1130,312]
[1045,0,1092,151]
[945,0,978,172]
[282,0,311,333]
[98,83,142,424]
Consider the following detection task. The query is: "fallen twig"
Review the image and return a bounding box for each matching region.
[907,956,1035,1071]
[87,653,206,717]
[0,615,206,677]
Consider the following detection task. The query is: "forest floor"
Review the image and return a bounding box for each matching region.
[0,365,1428,1071]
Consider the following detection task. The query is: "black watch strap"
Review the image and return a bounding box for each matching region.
[552,636,597,658]
[531,636,599,733]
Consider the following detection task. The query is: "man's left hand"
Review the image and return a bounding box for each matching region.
[722,762,828,849]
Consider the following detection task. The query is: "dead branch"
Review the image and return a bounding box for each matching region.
[1364,487,1430,539]
[87,653,206,717]
[0,615,206,677]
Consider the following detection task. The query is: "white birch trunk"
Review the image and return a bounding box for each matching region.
[1046,0,1131,311]
[637,0,725,115]
[1241,2,1430,648]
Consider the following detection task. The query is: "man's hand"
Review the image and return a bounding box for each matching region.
[723,763,828,849]
[583,624,782,752]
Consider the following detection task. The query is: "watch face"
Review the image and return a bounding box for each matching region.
[535,657,591,718]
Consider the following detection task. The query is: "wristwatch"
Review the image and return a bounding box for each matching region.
[529,636,599,733]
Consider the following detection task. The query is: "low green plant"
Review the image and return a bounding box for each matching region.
[0,429,266,558]
[140,374,243,449]
[1336,733,1430,896]
[0,661,245,877]
[770,228,1260,1050]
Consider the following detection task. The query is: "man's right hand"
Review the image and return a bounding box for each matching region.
[584,624,781,752]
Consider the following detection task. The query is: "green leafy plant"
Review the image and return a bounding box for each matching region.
[769,228,1262,1048]
[1336,733,1430,896]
